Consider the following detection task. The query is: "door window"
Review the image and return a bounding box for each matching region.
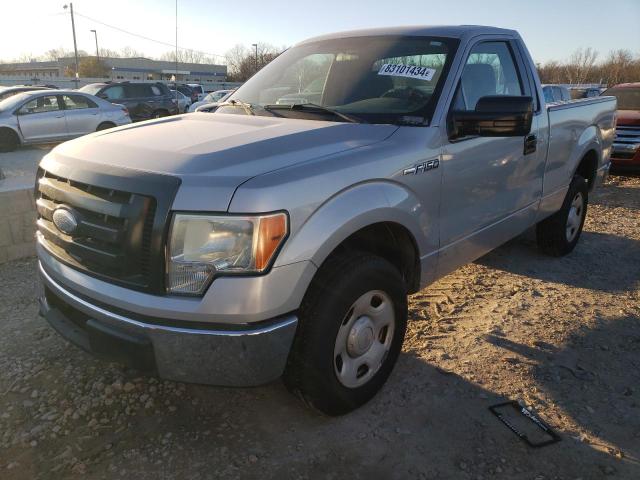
[454,41,524,110]
[63,95,98,110]
[150,85,162,96]
[103,86,126,100]
[127,84,154,97]
[19,95,61,114]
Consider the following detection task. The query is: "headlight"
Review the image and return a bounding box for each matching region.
[167,212,288,295]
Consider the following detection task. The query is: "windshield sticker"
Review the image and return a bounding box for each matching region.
[377,64,436,81]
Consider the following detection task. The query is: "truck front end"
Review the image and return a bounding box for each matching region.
[35,148,307,386]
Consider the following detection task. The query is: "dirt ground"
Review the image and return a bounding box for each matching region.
[0,174,638,480]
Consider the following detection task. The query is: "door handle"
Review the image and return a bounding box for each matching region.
[54,115,64,118]
[524,134,537,155]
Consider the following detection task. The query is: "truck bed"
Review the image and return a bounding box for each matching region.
[543,96,617,197]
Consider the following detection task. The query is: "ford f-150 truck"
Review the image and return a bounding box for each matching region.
[35,26,616,415]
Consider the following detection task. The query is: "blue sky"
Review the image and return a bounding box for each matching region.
[2,0,639,63]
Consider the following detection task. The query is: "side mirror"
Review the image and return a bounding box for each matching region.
[450,96,533,139]
[96,92,108,100]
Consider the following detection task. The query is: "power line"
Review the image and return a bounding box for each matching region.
[73,11,226,60]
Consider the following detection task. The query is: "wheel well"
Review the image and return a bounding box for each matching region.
[96,121,116,130]
[575,150,598,191]
[0,127,19,141]
[325,222,421,294]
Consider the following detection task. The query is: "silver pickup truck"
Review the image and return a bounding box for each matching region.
[35,26,616,415]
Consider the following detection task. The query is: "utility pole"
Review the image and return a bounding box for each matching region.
[90,29,99,64]
[175,0,179,109]
[63,3,80,87]
[252,43,258,73]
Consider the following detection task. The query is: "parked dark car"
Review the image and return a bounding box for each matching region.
[603,82,640,171]
[79,82,178,121]
[0,85,53,101]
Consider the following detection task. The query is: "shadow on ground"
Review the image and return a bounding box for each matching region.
[477,230,640,293]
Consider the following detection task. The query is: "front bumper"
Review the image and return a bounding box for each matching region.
[38,261,298,386]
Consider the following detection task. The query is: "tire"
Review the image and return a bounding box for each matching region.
[284,252,408,416]
[0,128,19,153]
[536,174,588,256]
[96,122,115,131]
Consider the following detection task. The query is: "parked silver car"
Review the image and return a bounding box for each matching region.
[188,89,234,112]
[170,89,191,113]
[0,90,131,152]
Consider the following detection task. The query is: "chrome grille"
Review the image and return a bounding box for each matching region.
[612,125,640,160]
[36,169,157,291]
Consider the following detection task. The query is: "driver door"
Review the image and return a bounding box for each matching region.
[437,40,543,276]
[17,94,68,142]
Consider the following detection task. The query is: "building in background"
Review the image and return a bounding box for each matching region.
[0,57,227,84]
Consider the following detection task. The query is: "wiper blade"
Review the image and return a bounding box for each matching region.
[264,103,367,124]
[217,99,256,116]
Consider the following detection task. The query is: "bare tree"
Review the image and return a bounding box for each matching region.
[600,49,636,86]
[43,47,75,61]
[225,43,284,82]
[120,46,145,58]
[563,47,599,84]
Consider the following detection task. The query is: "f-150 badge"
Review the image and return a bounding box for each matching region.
[403,159,439,175]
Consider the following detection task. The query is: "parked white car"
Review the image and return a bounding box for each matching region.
[0,90,131,152]
[188,89,234,112]
[170,89,191,113]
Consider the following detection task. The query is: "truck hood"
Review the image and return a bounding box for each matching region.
[47,113,398,211]
[616,109,640,126]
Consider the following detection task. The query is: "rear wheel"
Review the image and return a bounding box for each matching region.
[284,252,408,415]
[96,122,116,131]
[0,128,19,152]
[536,174,589,256]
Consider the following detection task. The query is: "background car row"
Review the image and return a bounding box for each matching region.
[0,81,638,171]
[0,90,130,152]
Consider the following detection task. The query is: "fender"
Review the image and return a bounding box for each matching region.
[275,180,438,286]
[568,125,601,179]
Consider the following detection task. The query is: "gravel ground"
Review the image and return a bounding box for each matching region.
[0,146,52,180]
[0,174,638,480]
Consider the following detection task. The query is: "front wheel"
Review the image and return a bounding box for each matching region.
[284,252,408,415]
[0,128,19,152]
[536,174,589,256]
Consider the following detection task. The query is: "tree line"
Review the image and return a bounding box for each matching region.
[4,45,638,86]
[1,44,284,81]
[537,48,640,86]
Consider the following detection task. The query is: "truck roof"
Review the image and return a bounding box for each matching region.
[298,25,519,45]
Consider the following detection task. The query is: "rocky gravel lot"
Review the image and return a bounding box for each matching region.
[0,174,638,480]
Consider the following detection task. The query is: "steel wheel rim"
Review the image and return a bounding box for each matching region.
[333,290,395,388]
[566,192,584,242]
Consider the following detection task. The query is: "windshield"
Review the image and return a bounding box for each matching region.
[603,87,640,110]
[0,89,26,101]
[78,84,104,96]
[223,35,458,125]
[0,92,30,111]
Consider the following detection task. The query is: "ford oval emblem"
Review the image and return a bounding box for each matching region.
[52,208,78,235]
